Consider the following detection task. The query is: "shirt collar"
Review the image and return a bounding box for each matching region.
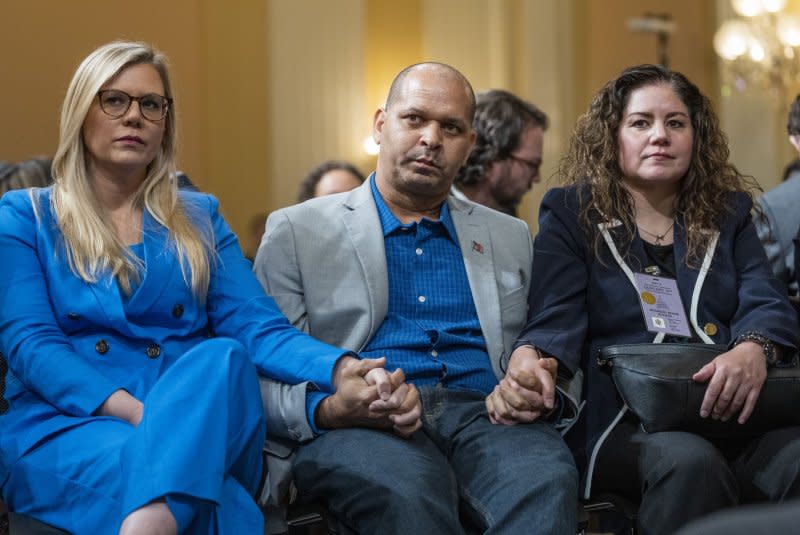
[369,172,458,241]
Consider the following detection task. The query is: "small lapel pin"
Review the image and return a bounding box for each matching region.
[644,265,661,276]
[472,241,484,254]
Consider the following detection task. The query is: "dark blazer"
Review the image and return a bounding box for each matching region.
[519,185,799,497]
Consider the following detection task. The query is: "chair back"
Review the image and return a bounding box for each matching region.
[1,352,8,414]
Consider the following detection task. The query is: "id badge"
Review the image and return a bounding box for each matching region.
[633,272,691,337]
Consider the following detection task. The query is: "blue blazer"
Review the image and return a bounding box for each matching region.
[0,187,344,483]
[519,186,799,497]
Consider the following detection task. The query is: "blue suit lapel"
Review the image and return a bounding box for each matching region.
[124,209,177,323]
[85,270,124,327]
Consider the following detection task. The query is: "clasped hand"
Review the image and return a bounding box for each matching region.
[486,345,557,425]
[317,356,422,437]
[692,341,767,424]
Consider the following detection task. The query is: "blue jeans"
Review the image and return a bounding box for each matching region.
[293,387,578,534]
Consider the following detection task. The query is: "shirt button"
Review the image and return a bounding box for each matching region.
[67,312,80,320]
[415,248,423,256]
[418,295,426,303]
[172,304,184,318]
[95,340,109,355]
[431,350,439,357]
[146,343,161,359]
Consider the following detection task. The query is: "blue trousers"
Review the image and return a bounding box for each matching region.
[293,387,578,534]
[2,338,266,534]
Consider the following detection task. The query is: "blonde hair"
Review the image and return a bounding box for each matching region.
[50,41,211,297]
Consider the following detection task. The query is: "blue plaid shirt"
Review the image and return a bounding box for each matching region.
[359,176,497,392]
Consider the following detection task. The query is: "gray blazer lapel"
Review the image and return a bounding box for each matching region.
[341,182,389,346]
[449,197,504,373]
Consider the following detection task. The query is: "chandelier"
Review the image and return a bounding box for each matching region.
[713,0,800,96]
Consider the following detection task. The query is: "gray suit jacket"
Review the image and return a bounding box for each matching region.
[254,179,534,442]
[754,171,800,295]
[252,181,583,530]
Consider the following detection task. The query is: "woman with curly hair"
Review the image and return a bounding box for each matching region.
[493,64,800,534]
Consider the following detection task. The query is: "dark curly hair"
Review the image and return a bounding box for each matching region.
[788,93,800,135]
[560,64,759,267]
[296,160,365,203]
[454,89,548,187]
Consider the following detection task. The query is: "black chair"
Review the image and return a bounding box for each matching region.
[286,500,338,535]
[0,158,52,197]
[580,492,638,535]
[0,355,69,535]
[7,514,69,535]
[1,352,7,415]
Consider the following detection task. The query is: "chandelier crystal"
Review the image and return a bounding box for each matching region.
[714,0,800,96]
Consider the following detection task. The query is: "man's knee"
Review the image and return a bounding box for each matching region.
[511,423,578,482]
[294,429,458,507]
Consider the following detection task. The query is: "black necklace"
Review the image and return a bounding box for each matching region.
[638,220,674,245]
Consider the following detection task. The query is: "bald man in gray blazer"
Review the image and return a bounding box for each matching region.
[254,62,577,534]
[259,179,531,390]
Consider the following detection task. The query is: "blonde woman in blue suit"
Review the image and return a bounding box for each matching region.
[0,41,351,534]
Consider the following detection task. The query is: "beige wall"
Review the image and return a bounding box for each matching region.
[268,0,366,209]
[0,0,272,244]
[202,0,271,248]
[1,0,208,186]
[1,0,787,241]
[578,0,717,102]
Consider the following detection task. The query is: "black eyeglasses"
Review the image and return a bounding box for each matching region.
[97,89,172,122]
[508,154,541,176]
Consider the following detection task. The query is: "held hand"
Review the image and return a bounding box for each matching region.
[693,341,767,424]
[98,389,144,427]
[317,356,390,430]
[486,383,537,425]
[367,367,423,437]
[318,357,421,436]
[365,366,393,403]
[387,381,423,437]
[486,345,558,425]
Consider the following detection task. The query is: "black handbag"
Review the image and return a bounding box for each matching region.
[598,343,800,438]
